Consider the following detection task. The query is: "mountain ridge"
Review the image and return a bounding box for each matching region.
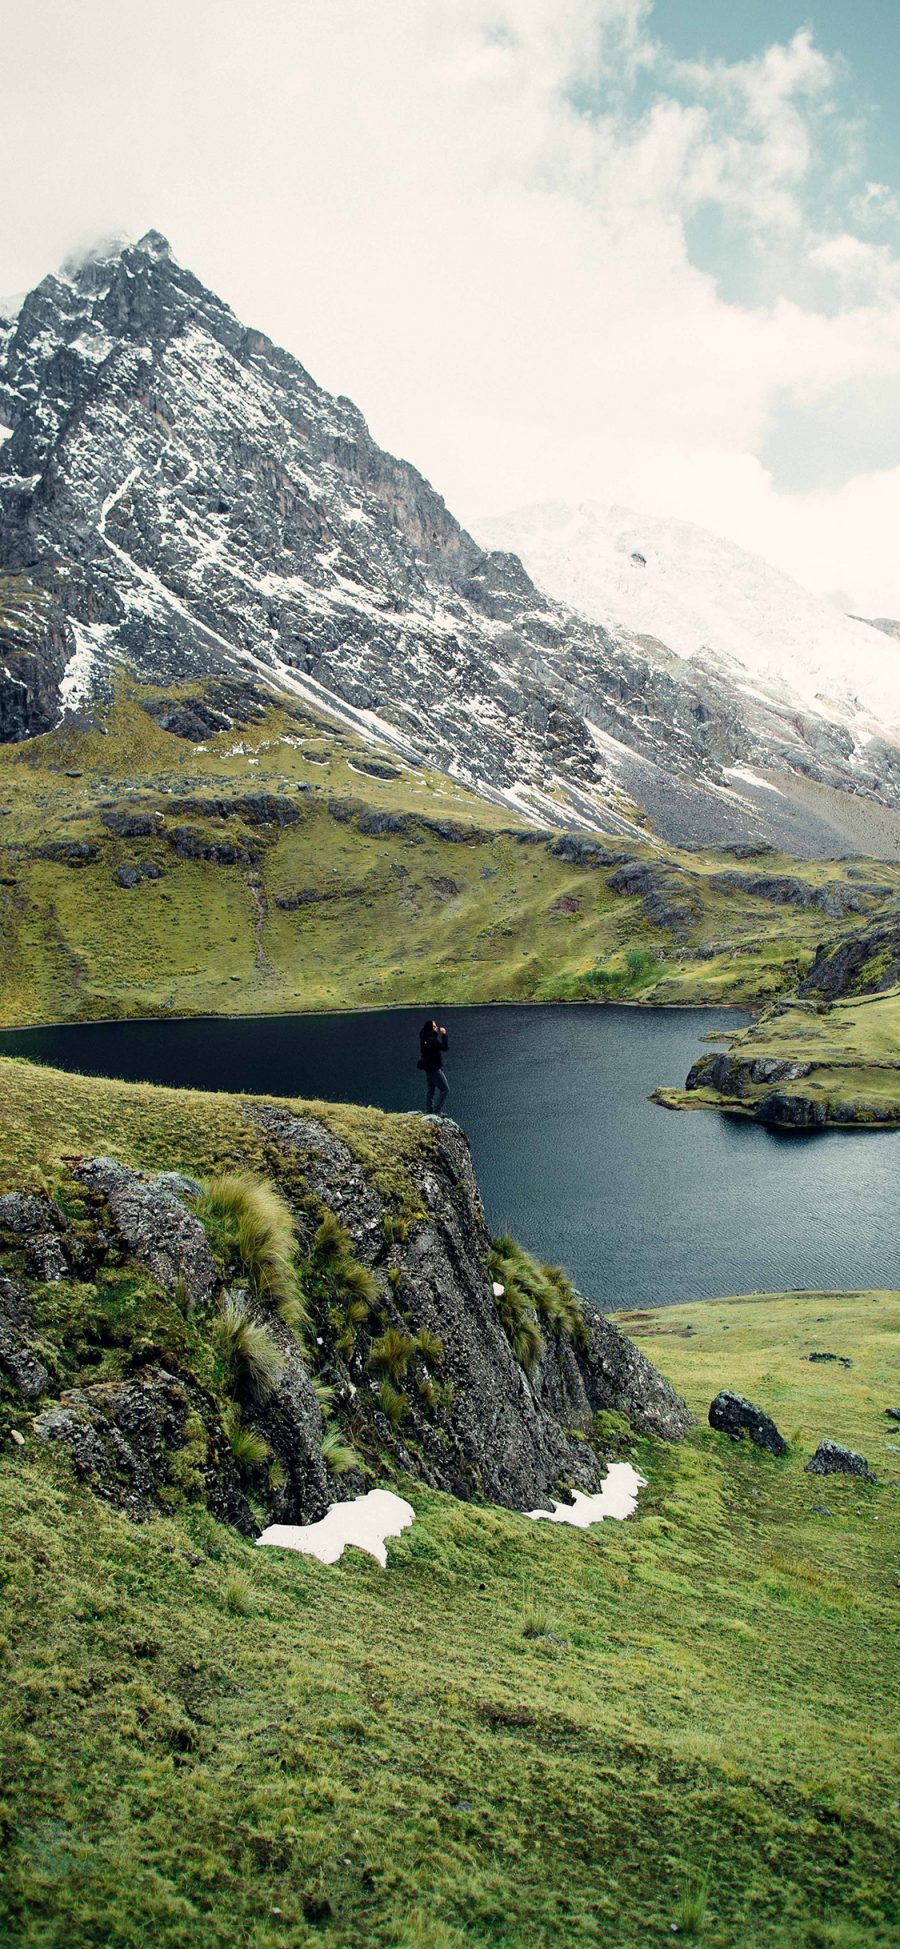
[2,231,899,856]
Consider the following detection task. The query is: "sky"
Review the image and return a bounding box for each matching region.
[2,0,899,616]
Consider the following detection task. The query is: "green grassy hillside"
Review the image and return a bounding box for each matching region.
[2,1286,896,1949]
[2,683,898,1025]
[0,1060,898,1947]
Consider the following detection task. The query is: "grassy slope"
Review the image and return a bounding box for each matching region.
[0,1064,898,1947]
[2,685,899,1026]
[0,1054,426,1211]
[2,1297,896,1949]
[658,989,900,1125]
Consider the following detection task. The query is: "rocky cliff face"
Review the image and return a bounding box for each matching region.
[2,233,897,851]
[0,1106,690,1530]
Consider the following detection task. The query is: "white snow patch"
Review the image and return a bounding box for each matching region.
[725,765,785,797]
[0,425,12,445]
[527,1462,645,1528]
[478,501,900,734]
[58,620,111,713]
[256,1489,415,1568]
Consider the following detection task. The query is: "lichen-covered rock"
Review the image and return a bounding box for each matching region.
[709,1390,788,1455]
[73,1158,216,1305]
[755,1092,828,1129]
[577,1317,694,1440]
[240,1305,330,1523]
[247,1107,691,1510]
[33,1366,253,1527]
[0,1191,68,1280]
[0,1275,49,1400]
[805,1439,876,1483]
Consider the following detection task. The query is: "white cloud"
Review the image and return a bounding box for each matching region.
[0,0,898,612]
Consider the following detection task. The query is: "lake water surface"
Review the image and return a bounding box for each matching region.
[2,1004,897,1310]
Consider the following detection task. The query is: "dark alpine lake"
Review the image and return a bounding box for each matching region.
[3,1004,897,1310]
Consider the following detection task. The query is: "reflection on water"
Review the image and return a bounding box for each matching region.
[2,1004,897,1311]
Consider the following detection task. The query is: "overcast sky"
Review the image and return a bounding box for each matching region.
[3,0,899,614]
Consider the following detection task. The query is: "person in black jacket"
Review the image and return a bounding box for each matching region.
[418,1018,449,1114]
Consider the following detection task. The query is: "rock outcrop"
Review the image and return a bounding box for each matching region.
[799,918,900,1001]
[34,1367,253,1528]
[2,1112,691,1531]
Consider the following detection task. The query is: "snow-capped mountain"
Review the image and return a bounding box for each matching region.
[1,232,899,852]
[476,502,900,733]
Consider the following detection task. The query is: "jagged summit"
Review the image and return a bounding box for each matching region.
[135,229,173,259]
[1,233,899,852]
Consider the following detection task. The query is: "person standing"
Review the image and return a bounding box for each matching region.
[418,1018,449,1114]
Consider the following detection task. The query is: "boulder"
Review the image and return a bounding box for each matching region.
[709,1390,788,1455]
[73,1158,216,1305]
[805,1439,876,1483]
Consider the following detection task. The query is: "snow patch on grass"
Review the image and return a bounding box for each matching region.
[257,1488,415,1567]
[527,1461,645,1528]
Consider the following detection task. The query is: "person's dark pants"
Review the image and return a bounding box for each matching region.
[426,1069,449,1113]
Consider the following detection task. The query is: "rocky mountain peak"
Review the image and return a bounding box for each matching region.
[1,233,899,853]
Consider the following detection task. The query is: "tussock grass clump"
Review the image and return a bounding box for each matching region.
[223,1569,254,1616]
[489,1236,588,1372]
[675,1863,711,1936]
[415,1328,444,1365]
[369,1328,416,1383]
[311,1208,379,1348]
[378,1378,408,1428]
[198,1173,306,1328]
[214,1295,285,1401]
[520,1588,553,1640]
[223,1404,271,1470]
[320,1423,360,1475]
[339,1258,379,1311]
[312,1209,352,1265]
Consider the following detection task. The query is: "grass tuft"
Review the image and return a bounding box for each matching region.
[223,1568,254,1616]
[520,1588,553,1640]
[198,1173,307,1327]
[369,1328,416,1383]
[378,1378,408,1428]
[675,1863,711,1936]
[223,1405,271,1470]
[320,1423,360,1475]
[213,1295,285,1400]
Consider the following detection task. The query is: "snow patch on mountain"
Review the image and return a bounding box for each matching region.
[476,503,900,734]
